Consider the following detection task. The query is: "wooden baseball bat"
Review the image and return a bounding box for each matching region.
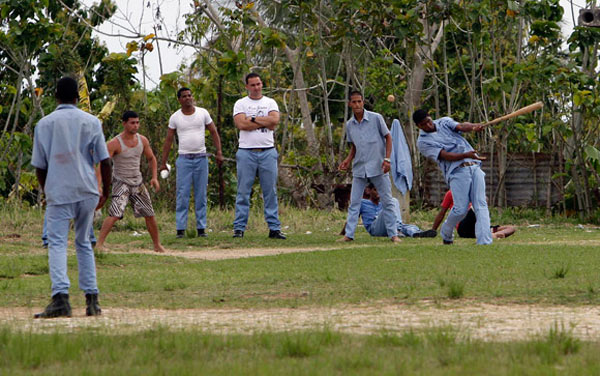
[483,102,543,127]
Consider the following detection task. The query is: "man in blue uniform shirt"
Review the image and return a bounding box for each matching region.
[413,109,492,245]
[341,183,437,238]
[31,77,112,318]
[338,91,401,243]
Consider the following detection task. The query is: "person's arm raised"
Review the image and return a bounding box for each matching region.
[456,122,484,133]
[438,149,486,161]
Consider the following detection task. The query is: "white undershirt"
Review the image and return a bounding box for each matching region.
[168,107,213,154]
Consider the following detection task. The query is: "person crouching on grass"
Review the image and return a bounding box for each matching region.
[95,111,166,253]
[340,183,437,239]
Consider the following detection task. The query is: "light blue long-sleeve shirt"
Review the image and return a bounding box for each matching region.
[31,104,109,205]
[416,117,480,183]
[346,110,390,178]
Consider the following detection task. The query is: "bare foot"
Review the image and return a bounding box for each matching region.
[95,243,106,252]
[390,236,402,243]
[154,244,166,253]
[336,236,353,242]
[492,233,505,239]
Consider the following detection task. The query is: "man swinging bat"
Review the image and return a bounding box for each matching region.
[413,109,493,245]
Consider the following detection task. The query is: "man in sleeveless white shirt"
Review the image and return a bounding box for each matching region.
[96,111,166,253]
[232,73,285,239]
[160,87,223,238]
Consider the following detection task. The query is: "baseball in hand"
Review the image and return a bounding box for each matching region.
[387,94,395,103]
[160,163,171,179]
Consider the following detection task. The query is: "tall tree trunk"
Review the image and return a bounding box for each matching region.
[339,42,352,159]
[403,18,444,200]
[216,75,225,209]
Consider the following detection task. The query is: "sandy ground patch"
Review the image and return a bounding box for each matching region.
[102,244,373,260]
[3,303,600,341]
[91,238,600,260]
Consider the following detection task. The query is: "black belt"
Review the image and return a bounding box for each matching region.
[241,147,274,152]
[459,161,478,168]
[180,153,207,159]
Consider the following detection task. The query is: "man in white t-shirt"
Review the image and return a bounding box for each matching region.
[160,87,223,238]
[232,73,285,239]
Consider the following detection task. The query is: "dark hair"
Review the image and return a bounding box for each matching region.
[412,109,428,124]
[122,110,139,122]
[367,182,375,189]
[177,87,191,98]
[56,77,79,103]
[245,72,261,84]
[348,90,363,100]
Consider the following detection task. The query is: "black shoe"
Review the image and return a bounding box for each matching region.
[34,293,72,319]
[91,241,97,248]
[414,229,437,238]
[176,230,185,238]
[268,230,286,240]
[85,293,102,316]
[42,243,48,249]
[443,239,453,245]
[233,230,244,238]
[197,228,207,237]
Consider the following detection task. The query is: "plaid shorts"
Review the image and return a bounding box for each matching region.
[108,179,155,218]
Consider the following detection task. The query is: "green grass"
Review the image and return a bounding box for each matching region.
[2,203,600,373]
[1,204,600,309]
[1,327,599,375]
[2,241,600,309]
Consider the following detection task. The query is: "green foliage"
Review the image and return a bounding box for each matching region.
[0,132,33,199]
[0,0,116,204]
[1,0,600,216]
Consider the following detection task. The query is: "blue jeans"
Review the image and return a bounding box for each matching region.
[42,212,96,246]
[233,148,281,231]
[176,155,208,231]
[344,174,397,239]
[442,165,493,245]
[45,198,99,296]
[367,198,422,237]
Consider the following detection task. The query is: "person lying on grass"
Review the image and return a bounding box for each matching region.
[96,111,166,253]
[339,183,437,240]
[432,190,516,239]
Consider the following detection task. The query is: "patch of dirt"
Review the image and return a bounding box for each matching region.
[0,233,22,242]
[3,303,600,341]
[517,240,600,246]
[7,238,600,258]
[105,245,371,260]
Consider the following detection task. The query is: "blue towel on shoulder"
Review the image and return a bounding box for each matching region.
[390,119,413,194]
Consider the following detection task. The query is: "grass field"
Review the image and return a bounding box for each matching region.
[1,202,600,374]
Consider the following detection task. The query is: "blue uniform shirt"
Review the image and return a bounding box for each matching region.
[416,117,479,183]
[359,199,381,231]
[346,110,390,178]
[31,104,109,205]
